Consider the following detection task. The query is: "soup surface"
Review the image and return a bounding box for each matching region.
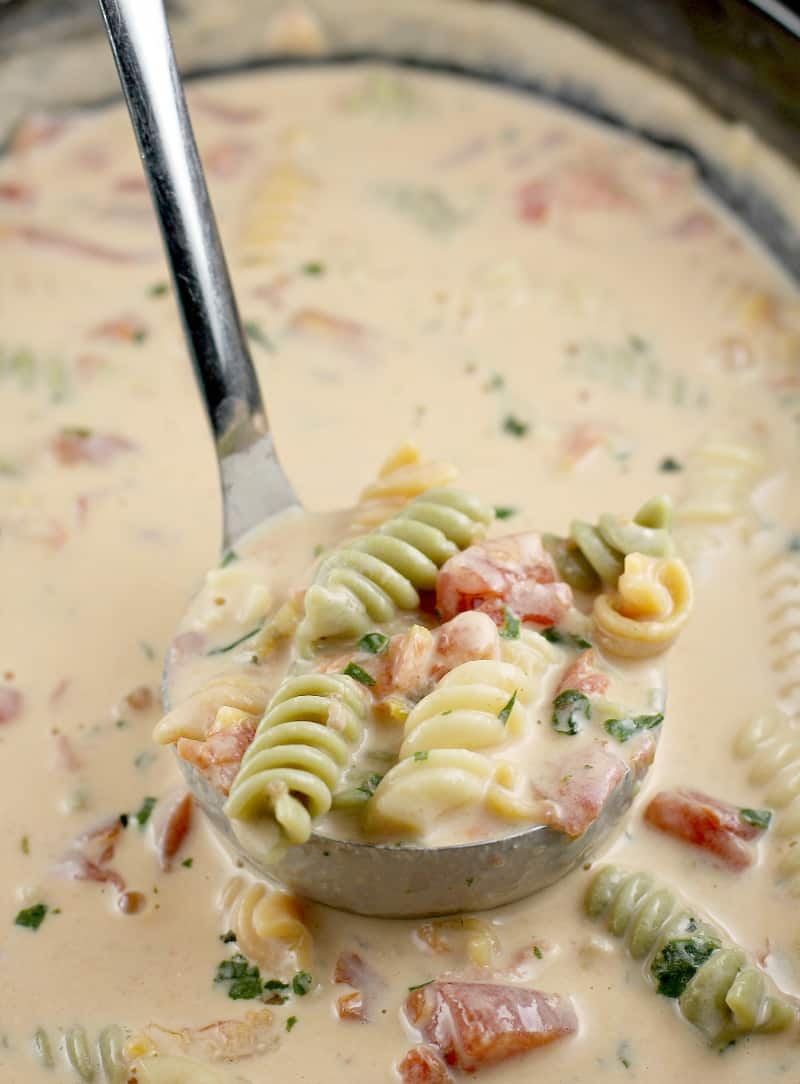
[1,58,799,1083]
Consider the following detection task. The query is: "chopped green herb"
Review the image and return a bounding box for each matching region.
[63,425,92,439]
[220,930,237,943]
[617,1040,633,1069]
[552,689,590,735]
[181,857,194,869]
[115,718,130,730]
[408,979,433,992]
[134,796,157,828]
[740,807,772,830]
[301,261,325,275]
[20,835,30,855]
[465,877,474,887]
[220,549,238,567]
[313,543,326,557]
[604,713,664,743]
[788,534,800,553]
[215,953,263,1000]
[650,934,719,998]
[292,971,313,996]
[343,662,376,687]
[540,627,592,650]
[208,625,262,655]
[357,773,384,797]
[119,813,129,829]
[286,1015,298,1032]
[499,610,520,640]
[494,505,517,520]
[15,903,48,931]
[140,641,156,661]
[502,413,529,438]
[629,334,648,352]
[498,690,518,726]
[486,372,505,391]
[659,456,683,472]
[264,979,290,992]
[148,281,169,297]
[243,320,274,351]
[414,751,429,762]
[134,750,156,770]
[533,945,543,960]
[358,632,390,655]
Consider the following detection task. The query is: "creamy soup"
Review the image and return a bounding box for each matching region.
[1,55,799,1084]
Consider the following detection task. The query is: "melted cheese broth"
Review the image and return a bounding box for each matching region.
[1,61,799,1082]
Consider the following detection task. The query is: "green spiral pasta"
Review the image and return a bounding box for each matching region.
[296,487,493,653]
[225,673,368,858]
[544,496,674,592]
[33,1025,128,1082]
[585,865,795,1044]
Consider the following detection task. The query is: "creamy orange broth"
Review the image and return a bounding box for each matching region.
[1,58,799,1082]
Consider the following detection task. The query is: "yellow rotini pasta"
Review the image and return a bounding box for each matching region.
[238,160,318,266]
[219,874,313,973]
[153,671,273,745]
[592,552,693,659]
[351,441,459,530]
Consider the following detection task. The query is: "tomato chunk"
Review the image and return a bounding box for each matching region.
[398,1045,454,1083]
[436,533,572,627]
[555,649,609,697]
[405,980,576,1071]
[533,740,627,837]
[644,788,763,870]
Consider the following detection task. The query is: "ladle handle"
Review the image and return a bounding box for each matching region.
[97,0,298,549]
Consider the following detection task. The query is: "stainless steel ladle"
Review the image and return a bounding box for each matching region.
[98,0,652,918]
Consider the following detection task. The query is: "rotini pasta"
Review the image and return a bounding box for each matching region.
[238,160,318,266]
[592,553,693,659]
[734,709,800,893]
[351,441,459,530]
[220,874,313,973]
[225,673,368,858]
[544,496,674,592]
[296,487,493,653]
[585,865,795,1043]
[154,671,273,745]
[758,550,800,709]
[32,1024,128,1083]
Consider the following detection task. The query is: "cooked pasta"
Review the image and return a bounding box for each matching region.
[32,1025,128,1083]
[758,550,800,709]
[225,673,368,858]
[351,441,460,530]
[133,1054,237,1084]
[238,160,318,266]
[545,496,674,592]
[584,866,795,1043]
[592,553,693,659]
[220,874,313,972]
[154,671,273,745]
[296,487,493,653]
[734,709,800,893]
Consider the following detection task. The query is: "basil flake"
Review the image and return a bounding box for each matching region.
[604,713,664,743]
[552,689,590,735]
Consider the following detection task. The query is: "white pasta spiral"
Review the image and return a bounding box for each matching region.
[734,709,800,893]
[585,865,795,1043]
[297,487,493,653]
[351,441,459,530]
[225,673,367,858]
[592,552,692,659]
[153,671,272,745]
[219,874,312,972]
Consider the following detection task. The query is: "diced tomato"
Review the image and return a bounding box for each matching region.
[336,990,365,1022]
[154,792,194,871]
[533,741,627,837]
[555,649,609,697]
[51,429,134,466]
[0,685,23,725]
[333,951,386,1022]
[398,1045,454,1083]
[644,788,762,870]
[177,718,257,796]
[404,981,577,1071]
[436,533,572,627]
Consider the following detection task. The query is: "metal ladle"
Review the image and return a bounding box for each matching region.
[98,0,653,918]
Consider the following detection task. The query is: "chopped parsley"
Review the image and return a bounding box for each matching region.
[552,689,590,735]
[494,505,517,520]
[499,610,520,640]
[140,641,156,661]
[220,549,239,567]
[286,1015,298,1032]
[486,373,505,391]
[617,1040,633,1069]
[604,713,664,743]
[20,835,30,855]
[414,751,429,762]
[301,261,325,275]
[119,813,129,828]
[408,979,433,992]
[215,954,264,1000]
[134,796,157,828]
[533,945,543,960]
[540,627,591,650]
[659,456,683,472]
[498,690,518,726]
[220,930,237,943]
[292,971,313,996]
[207,625,263,656]
[148,281,169,297]
[358,632,390,655]
[357,773,384,797]
[740,807,772,830]
[650,933,719,998]
[15,903,48,931]
[502,413,529,438]
[343,662,376,686]
[243,320,274,351]
[181,858,194,869]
